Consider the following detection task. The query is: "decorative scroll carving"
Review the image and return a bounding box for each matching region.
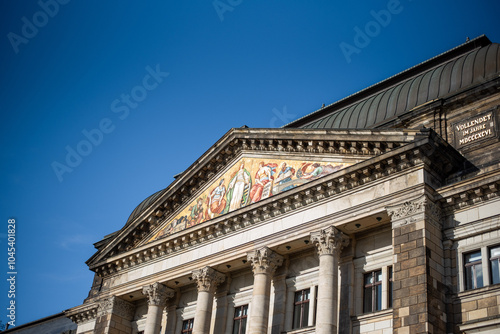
[310,226,350,257]
[386,195,442,226]
[66,307,97,324]
[97,296,135,320]
[192,267,226,293]
[142,282,175,306]
[247,247,284,275]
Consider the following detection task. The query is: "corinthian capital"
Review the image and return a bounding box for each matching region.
[192,267,226,293]
[142,282,174,306]
[247,246,284,275]
[310,226,349,257]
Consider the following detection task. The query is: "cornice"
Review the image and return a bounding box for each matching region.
[436,169,500,211]
[88,130,464,277]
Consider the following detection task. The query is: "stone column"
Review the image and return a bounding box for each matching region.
[310,226,349,334]
[247,247,284,334]
[94,296,135,334]
[142,282,175,334]
[192,266,226,334]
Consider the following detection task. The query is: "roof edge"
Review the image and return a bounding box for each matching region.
[284,34,492,128]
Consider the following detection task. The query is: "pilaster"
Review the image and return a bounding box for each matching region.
[94,296,135,334]
[387,195,446,334]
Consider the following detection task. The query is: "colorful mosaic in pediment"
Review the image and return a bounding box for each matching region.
[149,157,353,242]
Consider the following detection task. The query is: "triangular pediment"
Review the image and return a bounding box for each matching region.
[87,128,450,270]
[147,154,358,244]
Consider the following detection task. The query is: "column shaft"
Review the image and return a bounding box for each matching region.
[316,253,337,333]
[193,290,214,334]
[310,226,349,334]
[248,272,272,334]
[144,305,163,334]
[192,267,225,334]
[247,247,283,334]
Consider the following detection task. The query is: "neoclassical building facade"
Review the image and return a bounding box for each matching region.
[55,35,500,334]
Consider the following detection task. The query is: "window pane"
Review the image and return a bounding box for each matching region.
[375,283,382,311]
[490,246,500,258]
[241,318,247,334]
[233,319,241,334]
[476,264,484,288]
[465,265,474,290]
[364,273,373,285]
[363,286,372,313]
[293,304,301,329]
[303,301,310,326]
[465,251,482,263]
[491,259,500,284]
[375,270,382,282]
[389,267,393,308]
[303,289,310,301]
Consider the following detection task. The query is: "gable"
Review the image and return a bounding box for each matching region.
[87,128,432,268]
[148,155,355,243]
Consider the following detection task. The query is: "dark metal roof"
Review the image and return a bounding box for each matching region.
[125,188,166,226]
[285,35,500,129]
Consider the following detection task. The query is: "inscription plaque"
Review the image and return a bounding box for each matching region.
[453,110,496,148]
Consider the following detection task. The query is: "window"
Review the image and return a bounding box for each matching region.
[232,305,248,334]
[363,270,382,313]
[465,251,483,290]
[490,246,500,285]
[292,288,310,329]
[181,319,194,334]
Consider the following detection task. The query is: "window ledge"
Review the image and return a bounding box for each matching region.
[456,283,500,300]
[281,326,316,334]
[352,308,393,322]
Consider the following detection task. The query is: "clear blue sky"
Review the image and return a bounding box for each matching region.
[1,0,499,326]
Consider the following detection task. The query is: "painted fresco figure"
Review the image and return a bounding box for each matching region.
[297,163,343,180]
[249,162,276,203]
[207,179,227,219]
[275,162,296,192]
[188,198,205,227]
[226,163,252,212]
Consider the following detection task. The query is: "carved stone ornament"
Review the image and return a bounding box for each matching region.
[192,267,226,293]
[142,282,175,306]
[310,226,350,257]
[66,307,97,324]
[247,246,284,275]
[97,296,135,320]
[386,195,441,225]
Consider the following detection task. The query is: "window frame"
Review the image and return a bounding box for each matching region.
[181,318,194,334]
[232,304,248,334]
[363,270,383,313]
[292,288,311,330]
[489,245,500,285]
[464,250,484,290]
